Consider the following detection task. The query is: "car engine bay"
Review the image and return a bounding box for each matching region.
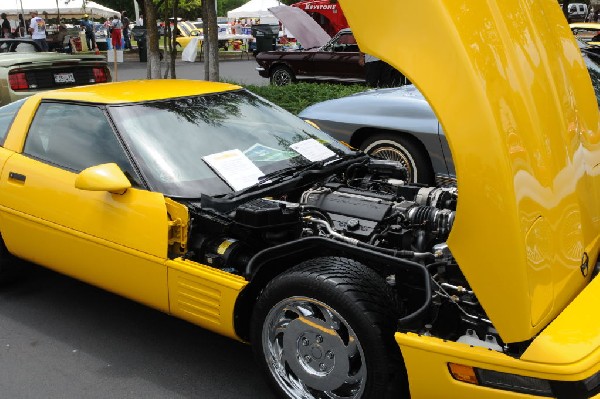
[178,156,511,354]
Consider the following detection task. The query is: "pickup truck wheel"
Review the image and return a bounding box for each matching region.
[251,257,406,399]
[270,66,295,86]
[361,133,434,185]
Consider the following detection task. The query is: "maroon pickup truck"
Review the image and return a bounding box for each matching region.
[255,29,365,86]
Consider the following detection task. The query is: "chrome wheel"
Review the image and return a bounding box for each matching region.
[271,67,294,86]
[367,142,416,182]
[262,296,366,399]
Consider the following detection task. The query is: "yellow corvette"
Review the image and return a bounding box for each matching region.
[0,1,599,398]
[175,28,203,48]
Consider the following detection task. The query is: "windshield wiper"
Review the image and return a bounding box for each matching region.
[258,161,328,183]
[230,161,325,198]
[230,152,367,198]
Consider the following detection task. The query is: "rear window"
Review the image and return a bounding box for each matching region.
[0,99,26,145]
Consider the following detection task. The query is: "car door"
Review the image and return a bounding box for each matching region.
[308,31,363,80]
[0,102,170,311]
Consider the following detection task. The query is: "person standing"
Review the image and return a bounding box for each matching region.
[28,11,48,51]
[121,11,131,50]
[137,14,144,26]
[81,14,96,51]
[1,13,11,38]
[17,14,26,37]
[111,14,123,50]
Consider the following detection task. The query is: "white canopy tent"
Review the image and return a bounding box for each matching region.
[227,0,280,24]
[5,0,120,20]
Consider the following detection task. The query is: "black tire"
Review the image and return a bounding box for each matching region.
[360,133,434,185]
[250,257,407,399]
[270,65,295,86]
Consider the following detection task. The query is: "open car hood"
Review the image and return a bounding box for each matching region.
[268,4,331,48]
[341,0,600,343]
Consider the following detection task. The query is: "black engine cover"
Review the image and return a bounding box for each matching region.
[304,189,392,238]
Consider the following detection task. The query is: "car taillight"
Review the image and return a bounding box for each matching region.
[9,72,29,91]
[92,68,108,83]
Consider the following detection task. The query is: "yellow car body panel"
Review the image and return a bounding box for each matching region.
[341,0,600,343]
[521,267,600,365]
[0,154,171,310]
[397,332,600,398]
[166,258,248,340]
[396,272,600,397]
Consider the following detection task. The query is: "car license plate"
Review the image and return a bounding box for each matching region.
[54,72,75,84]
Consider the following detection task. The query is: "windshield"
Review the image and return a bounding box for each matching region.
[108,90,352,198]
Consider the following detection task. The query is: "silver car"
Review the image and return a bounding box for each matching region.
[300,44,600,186]
[299,85,455,185]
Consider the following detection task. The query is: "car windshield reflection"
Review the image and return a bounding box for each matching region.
[108,90,351,198]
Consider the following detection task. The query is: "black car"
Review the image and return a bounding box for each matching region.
[255,28,365,86]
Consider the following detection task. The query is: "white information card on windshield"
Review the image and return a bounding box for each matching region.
[203,149,264,191]
[290,139,336,162]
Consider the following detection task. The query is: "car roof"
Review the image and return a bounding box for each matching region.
[34,80,243,104]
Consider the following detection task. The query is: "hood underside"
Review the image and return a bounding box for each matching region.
[340,0,600,343]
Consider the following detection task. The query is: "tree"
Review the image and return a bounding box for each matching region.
[144,0,162,78]
[202,0,219,81]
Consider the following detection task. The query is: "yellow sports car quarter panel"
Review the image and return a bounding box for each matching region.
[167,258,248,340]
[342,0,600,343]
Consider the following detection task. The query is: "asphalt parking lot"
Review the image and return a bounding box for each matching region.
[0,261,275,398]
[109,51,267,86]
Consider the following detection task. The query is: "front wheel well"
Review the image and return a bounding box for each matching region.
[233,237,398,342]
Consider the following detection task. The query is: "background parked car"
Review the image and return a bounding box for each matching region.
[0,45,110,105]
[570,22,600,42]
[255,28,364,86]
[299,85,451,185]
[299,44,600,186]
[563,2,589,22]
[0,38,42,53]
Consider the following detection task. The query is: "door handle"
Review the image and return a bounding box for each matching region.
[8,172,26,182]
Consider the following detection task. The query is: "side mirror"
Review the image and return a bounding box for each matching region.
[75,163,131,194]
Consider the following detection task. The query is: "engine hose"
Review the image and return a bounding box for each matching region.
[357,241,421,259]
[395,261,447,328]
